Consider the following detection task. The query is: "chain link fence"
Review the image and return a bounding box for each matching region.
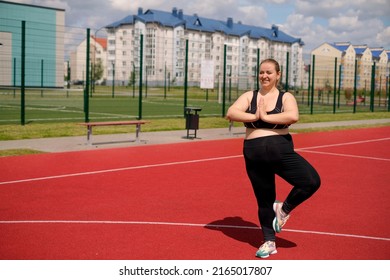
[1,19,389,125]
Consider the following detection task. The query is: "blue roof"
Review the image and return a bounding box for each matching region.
[331,44,350,52]
[106,8,303,45]
[106,15,135,28]
[371,49,384,59]
[354,47,367,55]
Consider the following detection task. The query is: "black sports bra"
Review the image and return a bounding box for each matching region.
[244,90,290,129]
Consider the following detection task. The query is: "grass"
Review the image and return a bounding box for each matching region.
[1,112,389,141]
[0,149,45,157]
[0,101,389,157]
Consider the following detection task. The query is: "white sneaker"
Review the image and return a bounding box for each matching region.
[256,241,277,258]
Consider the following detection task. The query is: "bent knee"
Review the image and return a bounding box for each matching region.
[310,174,321,192]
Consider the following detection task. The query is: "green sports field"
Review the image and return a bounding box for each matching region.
[0,87,228,124]
[1,86,388,125]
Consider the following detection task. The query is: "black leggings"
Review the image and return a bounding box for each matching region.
[243,134,321,242]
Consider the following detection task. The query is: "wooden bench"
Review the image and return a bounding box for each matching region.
[78,120,149,144]
[347,96,365,105]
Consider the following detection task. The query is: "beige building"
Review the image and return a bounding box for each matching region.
[311,43,342,89]
[311,42,389,91]
[371,48,389,92]
[70,36,107,84]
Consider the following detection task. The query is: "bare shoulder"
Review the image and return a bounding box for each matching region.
[243,89,255,97]
[282,91,298,107]
[282,91,297,100]
[236,90,255,102]
[229,90,255,111]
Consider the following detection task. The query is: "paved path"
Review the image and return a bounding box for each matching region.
[0,119,389,153]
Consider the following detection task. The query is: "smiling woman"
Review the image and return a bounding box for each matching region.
[226,58,321,259]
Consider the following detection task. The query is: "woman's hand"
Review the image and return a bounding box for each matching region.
[256,96,267,121]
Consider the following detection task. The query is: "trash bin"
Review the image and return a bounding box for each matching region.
[185,107,202,138]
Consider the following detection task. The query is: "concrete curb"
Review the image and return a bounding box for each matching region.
[0,119,389,153]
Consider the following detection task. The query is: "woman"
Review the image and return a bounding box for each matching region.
[226,58,321,258]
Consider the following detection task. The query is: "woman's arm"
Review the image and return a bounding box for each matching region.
[226,91,258,122]
[258,92,299,125]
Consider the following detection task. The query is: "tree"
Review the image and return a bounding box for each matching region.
[92,60,104,83]
[128,71,136,86]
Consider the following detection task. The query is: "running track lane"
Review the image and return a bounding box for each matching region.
[0,127,389,259]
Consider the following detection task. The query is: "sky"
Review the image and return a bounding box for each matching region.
[9,0,390,60]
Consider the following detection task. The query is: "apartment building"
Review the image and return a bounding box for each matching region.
[311,42,389,91]
[102,7,304,89]
[371,47,389,91]
[70,36,107,83]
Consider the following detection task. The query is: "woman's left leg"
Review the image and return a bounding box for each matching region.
[273,137,321,214]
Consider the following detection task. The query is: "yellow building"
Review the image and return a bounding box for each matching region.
[311,42,389,92]
[311,42,342,90]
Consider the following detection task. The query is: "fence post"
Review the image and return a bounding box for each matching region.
[112,62,115,98]
[333,57,337,114]
[67,61,70,97]
[184,39,188,117]
[222,44,227,117]
[138,34,143,120]
[164,63,167,99]
[387,75,390,112]
[370,62,376,112]
[338,64,342,108]
[307,64,311,106]
[310,55,315,114]
[84,28,90,122]
[353,59,357,113]
[285,52,289,92]
[21,21,26,125]
[41,59,44,97]
[13,58,16,98]
[256,48,260,90]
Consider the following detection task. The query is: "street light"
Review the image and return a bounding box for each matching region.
[92,26,107,93]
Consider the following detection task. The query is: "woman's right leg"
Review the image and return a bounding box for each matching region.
[244,139,276,242]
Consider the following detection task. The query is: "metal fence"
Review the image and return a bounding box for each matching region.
[0,19,389,125]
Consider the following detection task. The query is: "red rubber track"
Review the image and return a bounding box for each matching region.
[0,127,389,260]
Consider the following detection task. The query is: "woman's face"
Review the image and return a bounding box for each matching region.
[259,62,280,88]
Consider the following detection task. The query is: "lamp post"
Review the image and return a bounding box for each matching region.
[92,26,107,94]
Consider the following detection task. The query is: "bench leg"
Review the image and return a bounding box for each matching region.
[87,126,92,145]
[135,124,141,143]
[229,121,233,135]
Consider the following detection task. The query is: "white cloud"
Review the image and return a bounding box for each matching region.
[376,26,390,48]
[296,0,390,20]
[110,0,147,11]
[237,6,268,26]
[8,0,390,52]
[329,15,359,31]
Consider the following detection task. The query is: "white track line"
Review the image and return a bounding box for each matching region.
[297,149,390,161]
[1,220,389,242]
[1,137,389,185]
[0,155,242,185]
[296,137,390,161]
[297,137,390,150]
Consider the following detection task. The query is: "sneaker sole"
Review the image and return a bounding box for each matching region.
[256,249,278,258]
[272,217,281,233]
